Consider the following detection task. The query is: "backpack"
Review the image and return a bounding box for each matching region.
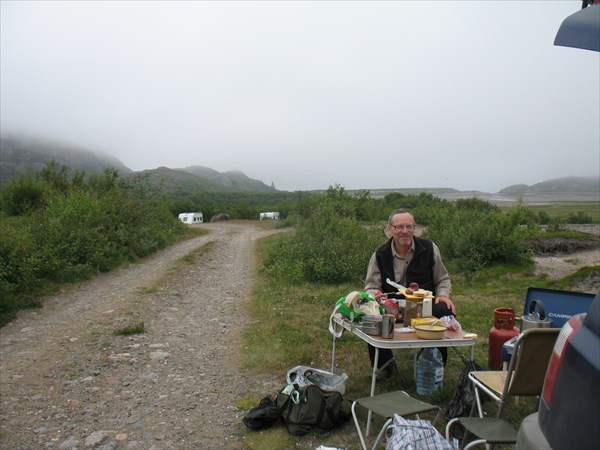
[276,384,351,436]
[444,355,483,422]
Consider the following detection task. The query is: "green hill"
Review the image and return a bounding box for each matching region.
[501,176,600,194]
[131,166,275,193]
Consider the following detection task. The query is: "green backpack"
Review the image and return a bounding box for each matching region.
[276,384,351,436]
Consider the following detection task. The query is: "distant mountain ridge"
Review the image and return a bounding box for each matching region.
[500,176,599,194]
[0,135,275,193]
[135,166,275,193]
[1,134,598,195]
[177,166,275,192]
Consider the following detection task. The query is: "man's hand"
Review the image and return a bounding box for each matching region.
[366,289,385,300]
[435,295,456,315]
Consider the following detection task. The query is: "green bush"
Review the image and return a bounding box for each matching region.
[0,164,187,326]
[455,197,501,213]
[426,208,532,274]
[384,192,451,225]
[0,219,43,324]
[567,211,593,224]
[261,206,383,284]
[537,210,551,225]
[0,174,50,215]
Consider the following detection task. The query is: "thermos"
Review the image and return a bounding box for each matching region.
[489,308,519,370]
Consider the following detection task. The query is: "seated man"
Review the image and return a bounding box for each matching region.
[364,208,456,380]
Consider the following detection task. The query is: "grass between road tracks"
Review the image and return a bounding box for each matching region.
[237,233,598,450]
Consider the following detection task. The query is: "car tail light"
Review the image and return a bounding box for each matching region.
[542,315,583,405]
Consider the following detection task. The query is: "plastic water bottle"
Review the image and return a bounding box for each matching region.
[415,348,444,395]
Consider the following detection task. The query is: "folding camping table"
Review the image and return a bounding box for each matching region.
[330,314,476,436]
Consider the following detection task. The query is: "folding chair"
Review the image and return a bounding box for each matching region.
[445,417,518,450]
[469,328,560,419]
[445,328,560,449]
[352,390,441,450]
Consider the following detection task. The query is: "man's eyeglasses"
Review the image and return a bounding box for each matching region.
[389,224,415,232]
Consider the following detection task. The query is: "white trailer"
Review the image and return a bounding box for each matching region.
[260,211,280,220]
[178,212,203,224]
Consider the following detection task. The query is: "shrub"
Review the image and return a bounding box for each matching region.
[426,208,532,274]
[0,164,187,325]
[0,219,43,325]
[455,197,501,213]
[537,210,551,225]
[0,174,50,215]
[262,206,383,284]
[566,211,593,224]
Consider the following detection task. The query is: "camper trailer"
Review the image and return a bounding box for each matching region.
[178,212,203,224]
[259,211,280,221]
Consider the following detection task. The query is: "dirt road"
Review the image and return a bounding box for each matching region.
[0,222,282,450]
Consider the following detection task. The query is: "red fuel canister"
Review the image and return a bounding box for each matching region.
[488,308,519,370]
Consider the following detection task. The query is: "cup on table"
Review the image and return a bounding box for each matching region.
[381,314,396,339]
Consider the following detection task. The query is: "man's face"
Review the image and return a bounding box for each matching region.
[388,212,415,246]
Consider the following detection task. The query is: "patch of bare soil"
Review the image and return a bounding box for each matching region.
[530,225,600,294]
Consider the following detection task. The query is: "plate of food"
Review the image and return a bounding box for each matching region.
[400,287,434,301]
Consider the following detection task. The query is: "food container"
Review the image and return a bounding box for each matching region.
[360,315,382,336]
[422,298,432,317]
[403,301,422,326]
[414,324,447,340]
[411,317,441,328]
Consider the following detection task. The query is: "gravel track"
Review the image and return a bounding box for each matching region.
[0,222,282,450]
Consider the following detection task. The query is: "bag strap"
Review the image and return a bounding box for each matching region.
[315,388,328,426]
[328,303,344,338]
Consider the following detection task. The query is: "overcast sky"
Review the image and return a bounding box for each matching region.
[1,1,599,193]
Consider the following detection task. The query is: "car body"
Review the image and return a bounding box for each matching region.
[516,289,600,449]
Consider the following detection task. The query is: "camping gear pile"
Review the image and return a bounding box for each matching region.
[242,365,351,435]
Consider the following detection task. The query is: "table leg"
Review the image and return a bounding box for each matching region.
[331,332,337,373]
[366,347,379,437]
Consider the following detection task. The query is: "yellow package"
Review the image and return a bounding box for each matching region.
[411,317,441,328]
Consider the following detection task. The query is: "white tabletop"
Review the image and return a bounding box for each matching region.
[332,313,476,350]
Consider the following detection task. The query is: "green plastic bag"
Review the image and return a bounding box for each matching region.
[335,291,383,322]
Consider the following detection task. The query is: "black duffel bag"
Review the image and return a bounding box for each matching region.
[276,383,350,436]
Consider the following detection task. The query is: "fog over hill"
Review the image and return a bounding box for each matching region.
[0,135,275,193]
[1,135,598,197]
[0,135,131,183]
